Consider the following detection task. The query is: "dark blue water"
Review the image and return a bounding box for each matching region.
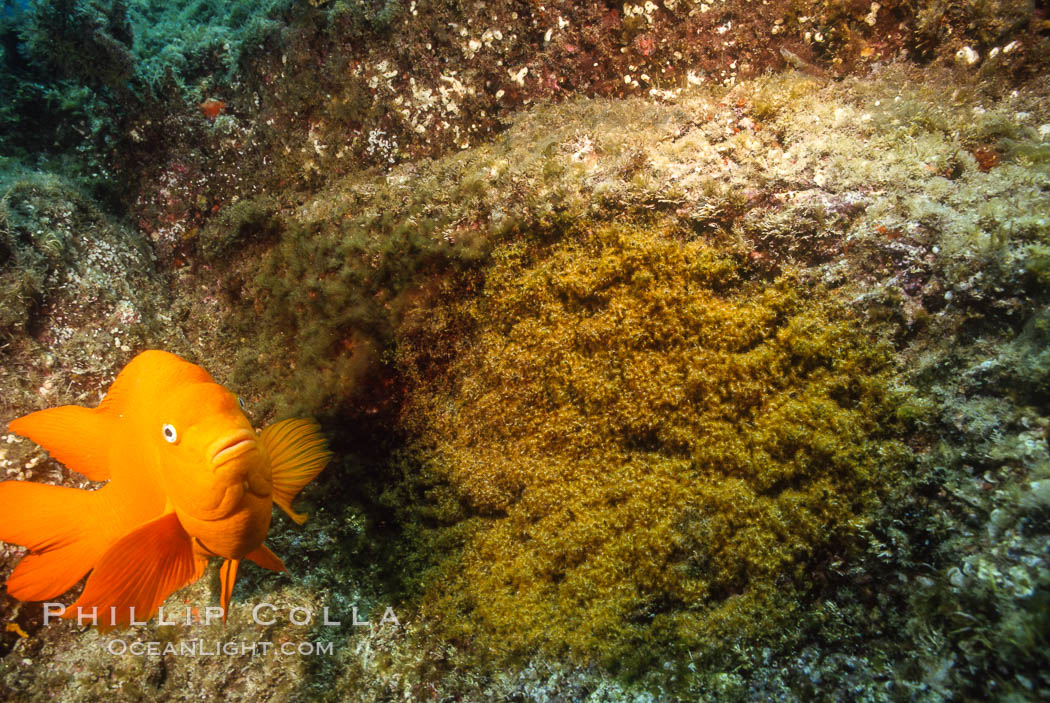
[1,0,28,20]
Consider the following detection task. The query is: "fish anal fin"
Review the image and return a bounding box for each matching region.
[259,419,333,524]
[219,559,240,623]
[245,544,286,573]
[0,481,113,601]
[8,406,115,481]
[63,512,199,630]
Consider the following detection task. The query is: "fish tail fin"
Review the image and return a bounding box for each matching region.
[259,419,332,524]
[63,512,201,630]
[0,481,113,601]
[9,406,114,481]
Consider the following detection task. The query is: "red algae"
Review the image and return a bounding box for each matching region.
[199,99,226,122]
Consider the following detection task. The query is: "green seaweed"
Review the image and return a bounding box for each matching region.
[197,195,281,261]
[393,222,910,674]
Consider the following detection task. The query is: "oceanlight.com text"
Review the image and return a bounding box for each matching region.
[105,638,335,657]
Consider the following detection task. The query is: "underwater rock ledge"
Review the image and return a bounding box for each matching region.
[0,25,1049,703]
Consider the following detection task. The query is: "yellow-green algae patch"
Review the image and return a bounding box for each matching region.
[397,223,910,667]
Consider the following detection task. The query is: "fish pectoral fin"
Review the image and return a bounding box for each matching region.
[258,419,333,525]
[63,512,199,631]
[219,559,240,623]
[245,544,286,573]
[8,406,115,481]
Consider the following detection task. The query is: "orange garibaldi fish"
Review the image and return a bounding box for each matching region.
[0,350,332,628]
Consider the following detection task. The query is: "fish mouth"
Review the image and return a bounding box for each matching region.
[209,429,259,467]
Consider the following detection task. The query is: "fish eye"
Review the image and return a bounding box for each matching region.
[162,424,178,443]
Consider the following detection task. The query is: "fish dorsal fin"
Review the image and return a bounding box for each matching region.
[219,559,240,623]
[98,350,214,414]
[259,419,333,524]
[7,351,215,483]
[8,406,116,481]
[245,543,286,572]
[64,511,199,631]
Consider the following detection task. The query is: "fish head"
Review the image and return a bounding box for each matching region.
[150,381,273,558]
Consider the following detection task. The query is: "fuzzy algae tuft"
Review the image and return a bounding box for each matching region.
[396,222,910,669]
[3,45,1049,696]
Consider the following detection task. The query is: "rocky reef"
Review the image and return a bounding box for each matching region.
[1,0,1049,700]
